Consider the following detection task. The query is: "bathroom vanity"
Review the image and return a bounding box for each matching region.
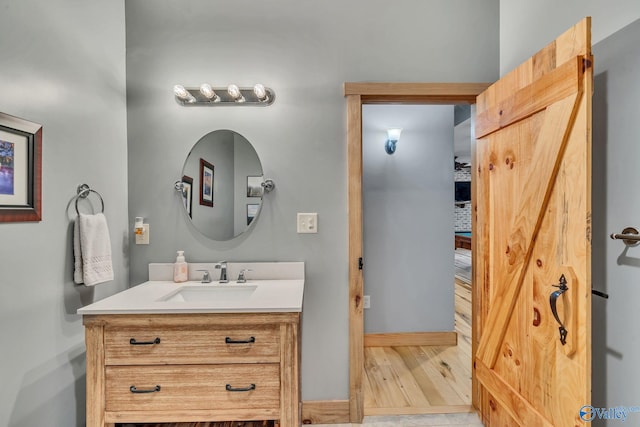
[79,263,304,427]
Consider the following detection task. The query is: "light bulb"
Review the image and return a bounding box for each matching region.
[199,83,219,101]
[253,83,268,101]
[227,84,245,102]
[173,85,195,103]
[173,85,188,98]
[387,128,402,141]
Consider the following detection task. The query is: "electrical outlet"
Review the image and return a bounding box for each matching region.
[363,295,370,309]
[297,213,318,233]
[135,224,149,245]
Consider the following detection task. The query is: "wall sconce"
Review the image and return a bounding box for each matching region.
[385,128,402,155]
[173,83,275,106]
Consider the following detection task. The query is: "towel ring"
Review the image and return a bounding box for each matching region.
[75,184,105,215]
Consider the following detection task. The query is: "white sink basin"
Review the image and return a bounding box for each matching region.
[160,284,258,303]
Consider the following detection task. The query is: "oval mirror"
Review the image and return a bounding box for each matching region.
[179,129,264,241]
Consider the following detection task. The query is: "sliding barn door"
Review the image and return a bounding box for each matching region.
[474,18,592,426]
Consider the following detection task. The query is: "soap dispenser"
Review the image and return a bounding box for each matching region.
[173,251,188,283]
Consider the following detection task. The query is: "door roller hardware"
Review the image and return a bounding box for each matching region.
[592,289,609,299]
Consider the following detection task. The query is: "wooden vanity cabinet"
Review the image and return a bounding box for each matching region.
[83,312,300,427]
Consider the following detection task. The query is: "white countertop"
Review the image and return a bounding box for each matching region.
[77,279,304,315]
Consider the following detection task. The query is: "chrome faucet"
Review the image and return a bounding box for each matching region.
[215,261,229,283]
[196,269,211,283]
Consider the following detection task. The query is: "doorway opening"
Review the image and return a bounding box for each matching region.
[361,103,474,415]
[345,83,490,423]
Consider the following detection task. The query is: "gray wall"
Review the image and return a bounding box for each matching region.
[0,0,128,426]
[500,0,640,74]
[126,0,499,400]
[500,3,640,425]
[592,19,640,426]
[362,105,454,334]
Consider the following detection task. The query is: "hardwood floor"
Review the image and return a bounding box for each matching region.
[363,278,472,416]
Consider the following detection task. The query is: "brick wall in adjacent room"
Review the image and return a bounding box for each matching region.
[454,168,472,232]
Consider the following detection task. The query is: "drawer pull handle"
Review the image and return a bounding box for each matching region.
[225,383,256,392]
[129,337,161,345]
[225,336,255,344]
[130,385,161,394]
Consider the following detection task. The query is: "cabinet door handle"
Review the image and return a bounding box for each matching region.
[129,337,161,345]
[225,383,256,392]
[225,336,255,344]
[130,385,161,393]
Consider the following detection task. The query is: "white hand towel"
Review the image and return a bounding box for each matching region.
[73,213,114,286]
[73,218,84,284]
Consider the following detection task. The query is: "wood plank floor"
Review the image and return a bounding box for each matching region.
[363,278,472,416]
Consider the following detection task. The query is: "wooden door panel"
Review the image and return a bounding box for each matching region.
[474,18,592,427]
[477,93,581,365]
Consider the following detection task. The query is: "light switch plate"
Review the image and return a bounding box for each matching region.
[297,213,318,233]
[135,224,150,245]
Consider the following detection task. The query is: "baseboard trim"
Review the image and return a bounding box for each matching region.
[365,405,474,416]
[364,331,457,347]
[301,400,350,424]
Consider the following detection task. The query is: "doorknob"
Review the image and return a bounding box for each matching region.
[610,227,640,246]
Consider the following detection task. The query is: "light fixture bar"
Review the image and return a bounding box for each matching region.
[174,84,275,106]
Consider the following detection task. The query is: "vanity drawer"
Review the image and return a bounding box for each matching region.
[105,364,280,412]
[105,325,280,365]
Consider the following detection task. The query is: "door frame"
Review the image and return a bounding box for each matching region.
[344,82,491,423]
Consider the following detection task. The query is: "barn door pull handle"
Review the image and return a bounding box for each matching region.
[550,274,569,345]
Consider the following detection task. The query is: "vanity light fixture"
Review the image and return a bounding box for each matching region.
[385,128,402,155]
[173,83,275,106]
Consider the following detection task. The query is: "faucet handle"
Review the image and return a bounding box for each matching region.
[237,269,252,283]
[196,269,211,283]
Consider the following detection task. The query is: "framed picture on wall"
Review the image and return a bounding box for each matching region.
[0,112,42,223]
[247,203,259,225]
[247,176,263,197]
[181,175,193,218]
[200,158,214,207]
